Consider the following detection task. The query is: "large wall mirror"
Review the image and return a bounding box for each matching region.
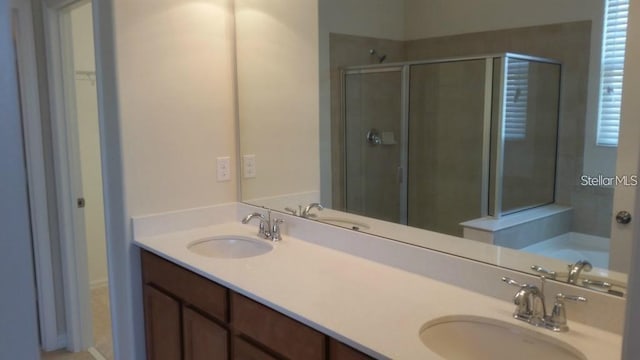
[235,0,635,297]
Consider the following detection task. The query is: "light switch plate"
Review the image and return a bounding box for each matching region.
[216,156,231,182]
[243,154,256,178]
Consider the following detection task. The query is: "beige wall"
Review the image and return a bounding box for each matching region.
[236,0,319,202]
[404,0,602,40]
[113,0,238,216]
[71,3,108,287]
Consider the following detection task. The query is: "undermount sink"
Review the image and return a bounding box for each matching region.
[317,217,370,230]
[187,235,273,259]
[419,315,586,360]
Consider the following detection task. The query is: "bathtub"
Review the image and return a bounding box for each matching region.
[520,232,610,269]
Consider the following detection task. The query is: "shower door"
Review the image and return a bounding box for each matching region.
[343,67,407,223]
[407,60,489,236]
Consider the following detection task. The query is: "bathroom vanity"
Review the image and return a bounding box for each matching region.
[141,250,371,359]
[134,203,623,359]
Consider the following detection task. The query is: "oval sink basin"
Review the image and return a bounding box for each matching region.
[317,217,370,230]
[187,236,272,259]
[419,315,586,360]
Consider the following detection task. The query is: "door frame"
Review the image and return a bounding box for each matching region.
[42,0,94,351]
[42,0,141,357]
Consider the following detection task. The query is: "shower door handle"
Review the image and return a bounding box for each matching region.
[616,211,631,224]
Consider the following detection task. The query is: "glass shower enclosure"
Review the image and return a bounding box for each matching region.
[339,53,561,237]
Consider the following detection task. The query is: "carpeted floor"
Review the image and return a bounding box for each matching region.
[42,286,113,360]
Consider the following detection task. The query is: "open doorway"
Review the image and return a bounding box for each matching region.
[19,1,113,359]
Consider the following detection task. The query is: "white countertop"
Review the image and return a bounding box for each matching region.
[134,221,621,359]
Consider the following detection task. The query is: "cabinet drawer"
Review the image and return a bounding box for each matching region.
[231,292,325,360]
[142,250,228,322]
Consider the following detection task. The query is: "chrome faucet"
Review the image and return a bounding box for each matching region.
[301,203,324,218]
[242,212,268,238]
[502,277,547,326]
[567,260,593,284]
[241,210,284,241]
[502,276,587,332]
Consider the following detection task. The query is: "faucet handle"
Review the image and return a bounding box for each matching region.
[502,277,525,288]
[271,218,284,241]
[502,276,546,290]
[546,293,587,332]
[556,293,587,303]
[582,278,613,290]
[530,265,557,279]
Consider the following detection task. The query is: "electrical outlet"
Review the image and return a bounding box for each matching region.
[243,154,256,178]
[216,156,231,182]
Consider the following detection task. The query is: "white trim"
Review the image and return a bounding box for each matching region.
[43,0,93,351]
[10,0,58,351]
[90,0,144,357]
[90,278,109,289]
[88,346,107,360]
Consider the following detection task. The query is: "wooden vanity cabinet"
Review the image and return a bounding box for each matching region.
[142,250,230,360]
[232,337,279,360]
[329,339,374,360]
[231,292,326,360]
[183,306,228,360]
[143,285,182,360]
[141,250,374,360]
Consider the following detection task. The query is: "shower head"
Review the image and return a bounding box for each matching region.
[369,49,387,63]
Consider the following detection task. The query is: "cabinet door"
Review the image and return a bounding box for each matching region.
[233,337,279,360]
[144,285,182,360]
[183,306,228,360]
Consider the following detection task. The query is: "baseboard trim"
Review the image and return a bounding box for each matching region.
[88,346,107,360]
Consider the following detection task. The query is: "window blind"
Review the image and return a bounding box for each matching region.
[597,0,629,146]
[504,59,529,140]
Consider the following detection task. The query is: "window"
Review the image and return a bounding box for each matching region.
[597,0,629,146]
[504,59,529,140]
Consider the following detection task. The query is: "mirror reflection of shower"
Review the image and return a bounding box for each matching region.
[369,49,387,63]
[338,54,561,237]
